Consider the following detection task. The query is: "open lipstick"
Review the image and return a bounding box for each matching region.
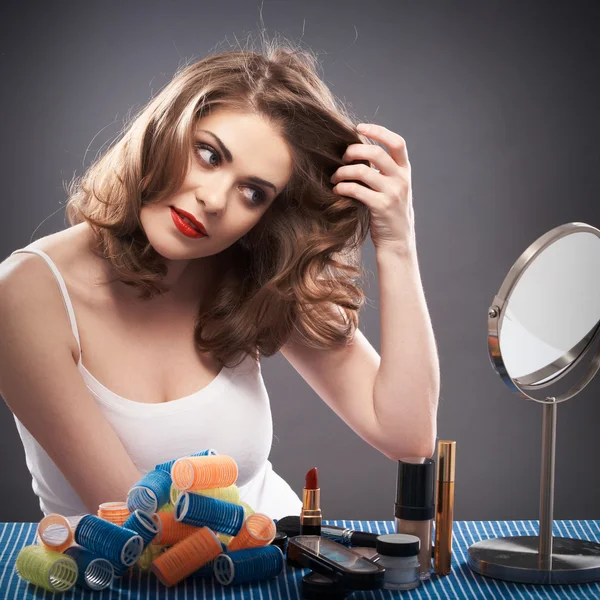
[300,467,321,535]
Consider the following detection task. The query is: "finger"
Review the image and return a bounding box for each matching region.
[330,164,385,192]
[332,181,381,211]
[343,143,401,176]
[357,124,410,169]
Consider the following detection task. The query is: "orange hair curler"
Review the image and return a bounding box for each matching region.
[152,511,199,546]
[97,502,130,527]
[227,513,276,551]
[37,514,74,554]
[171,456,238,490]
[151,526,222,587]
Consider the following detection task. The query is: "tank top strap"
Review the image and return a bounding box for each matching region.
[11,248,82,356]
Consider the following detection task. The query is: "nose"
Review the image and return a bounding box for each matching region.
[196,182,228,215]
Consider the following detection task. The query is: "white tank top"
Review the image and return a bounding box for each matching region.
[9,247,302,521]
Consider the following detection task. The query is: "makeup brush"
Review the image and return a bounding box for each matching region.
[277,515,380,548]
[278,516,437,557]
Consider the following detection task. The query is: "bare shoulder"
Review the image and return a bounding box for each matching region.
[0,229,86,360]
[0,223,91,292]
[0,248,60,307]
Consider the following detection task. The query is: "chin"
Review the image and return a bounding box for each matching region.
[148,230,228,262]
[149,240,190,261]
[156,236,204,260]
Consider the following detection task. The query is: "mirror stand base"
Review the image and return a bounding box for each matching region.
[468,536,600,584]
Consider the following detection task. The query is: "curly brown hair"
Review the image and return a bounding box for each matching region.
[65,35,374,368]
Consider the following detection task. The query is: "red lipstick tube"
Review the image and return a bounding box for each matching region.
[300,467,321,535]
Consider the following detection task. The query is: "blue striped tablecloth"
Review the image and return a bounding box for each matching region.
[1,520,599,599]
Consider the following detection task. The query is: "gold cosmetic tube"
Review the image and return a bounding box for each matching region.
[434,440,456,576]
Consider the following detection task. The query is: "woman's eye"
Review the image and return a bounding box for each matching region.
[194,143,266,206]
[245,188,265,204]
[196,144,220,166]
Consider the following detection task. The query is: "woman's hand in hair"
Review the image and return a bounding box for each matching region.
[330,123,415,256]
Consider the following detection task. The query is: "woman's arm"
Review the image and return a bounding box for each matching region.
[280,245,439,460]
[371,244,439,457]
[290,121,438,458]
[0,256,143,514]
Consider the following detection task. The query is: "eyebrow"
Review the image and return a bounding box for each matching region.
[196,129,279,194]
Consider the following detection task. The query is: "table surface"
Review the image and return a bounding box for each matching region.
[1,519,599,599]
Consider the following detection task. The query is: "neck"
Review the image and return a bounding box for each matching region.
[81,221,217,306]
[159,256,216,304]
[162,257,193,289]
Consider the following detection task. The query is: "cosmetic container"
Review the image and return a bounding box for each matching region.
[372,533,420,591]
[301,571,350,599]
[434,440,456,576]
[270,531,288,555]
[395,458,436,579]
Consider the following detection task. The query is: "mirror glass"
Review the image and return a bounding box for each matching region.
[499,231,600,384]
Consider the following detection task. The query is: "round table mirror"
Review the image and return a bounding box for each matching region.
[468,222,600,584]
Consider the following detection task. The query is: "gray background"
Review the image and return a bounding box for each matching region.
[1,0,599,523]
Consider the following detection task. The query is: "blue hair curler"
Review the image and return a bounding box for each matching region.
[213,545,284,585]
[123,510,159,548]
[74,514,144,567]
[127,469,172,513]
[175,492,244,536]
[64,545,114,590]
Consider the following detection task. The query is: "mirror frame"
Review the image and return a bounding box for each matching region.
[487,222,600,404]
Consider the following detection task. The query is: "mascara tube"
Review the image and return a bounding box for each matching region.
[434,441,456,576]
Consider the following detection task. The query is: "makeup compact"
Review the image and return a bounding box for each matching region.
[394,458,436,579]
[287,535,385,592]
[301,572,349,600]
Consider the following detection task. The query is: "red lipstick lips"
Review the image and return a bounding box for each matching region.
[170,206,208,238]
[300,467,322,535]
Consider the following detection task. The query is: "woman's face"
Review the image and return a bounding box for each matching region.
[140,108,293,261]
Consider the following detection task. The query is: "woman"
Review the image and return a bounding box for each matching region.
[0,39,439,521]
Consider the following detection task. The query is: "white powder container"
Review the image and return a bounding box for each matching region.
[373,533,421,591]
